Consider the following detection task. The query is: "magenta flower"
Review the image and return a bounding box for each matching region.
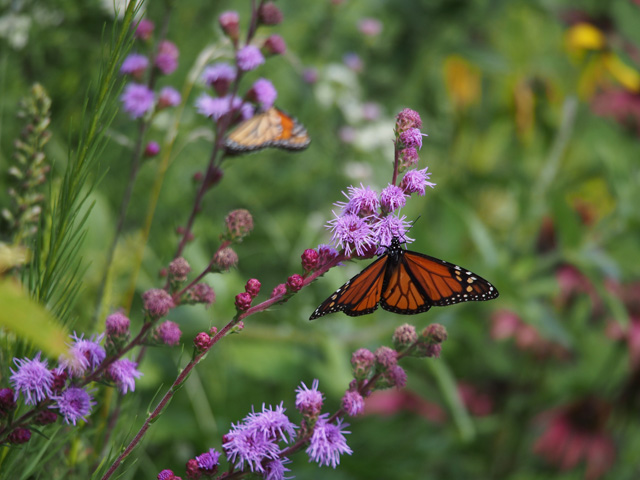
[327,213,374,257]
[10,352,54,405]
[336,184,380,216]
[51,386,95,425]
[202,62,236,95]
[399,146,419,166]
[142,288,175,318]
[399,127,427,150]
[58,332,106,377]
[120,53,149,77]
[219,10,239,40]
[107,358,142,394]
[264,457,291,480]
[196,448,221,471]
[105,312,130,337]
[223,423,281,474]
[342,390,365,416]
[295,379,324,416]
[400,167,435,195]
[245,403,297,444]
[188,283,216,306]
[263,34,286,55]
[351,348,375,379]
[250,78,277,109]
[157,86,181,109]
[134,18,154,41]
[375,346,398,368]
[316,244,339,267]
[372,214,413,249]
[155,40,179,74]
[380,184,408,213]
[396,108,422,130]
[156,320,182,346]
[306,414,352,468]
[120,83,154,119]
[236,45,265,71]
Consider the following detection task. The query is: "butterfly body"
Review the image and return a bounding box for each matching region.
[309,237,498,320]
[224,107,310,153]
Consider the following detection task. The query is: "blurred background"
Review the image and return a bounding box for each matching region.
[1,0,640,478]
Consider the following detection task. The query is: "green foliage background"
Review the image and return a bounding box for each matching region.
[1,0,639,478]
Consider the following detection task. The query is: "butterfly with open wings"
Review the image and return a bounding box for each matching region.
[310,237,498,320]
[224,107,311,153]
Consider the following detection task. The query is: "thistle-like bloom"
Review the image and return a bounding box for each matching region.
[168,257,190,282]
[372,214,413,249]
[120,53,149,77]
[59,332,106,378]
[195,93,243,121]
[399,147,419,166]
[375,346,398,369]
[316,244,339,267]
[155,320,182,346]
[10,352,54,405]
[351,348,375,380]
[213,247,239,270]
[250,78,277,109]
[307,414,352,468]
[188,283,216,306]
[327,213,374,257]
[245,403,297,444]
[144,141,160,157]
[107,358,142,394]
[258,2,283,25]
[286,274,304,292]
[236,45,265,72]
[400,167,435,195]
[342,390,365,416]
[202,62,236,95]
[196,448,221,472]
[263,34,286,55]
[396,107,422,130]
[120,83,154,119]
[399,127,427,150]
[393,323,418,348]
[157,86,181,109]
[142,289,175,318]
[155,40,179,75]
[337,184,380,216]
[219,10,239,40]
[51,386,95,425]
[134,18,154,41]
[295,379,324,416]
[380,184,408,213]
[301,249,319,272]
[264,457,291,480]
[223,423,281,473]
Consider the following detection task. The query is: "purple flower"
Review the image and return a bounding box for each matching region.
[107,358,142,394]
[399,127,427,150]
[295,379,324,416]
[106,312,130,336]
[396,108,422,130]
[169,257,190,282]
[372,214,413,248]
[263,34,286,55]
[400,167,436,195]
[157,86,181,109]
[351,348,375,379]
[202,63,236,83]
[245,403,297,444]
[219,10,240,40]
[223,423,281,473]
[317,244,339,267]
[250,78,277,109]
[120,53,149,77]
[342,390,365,416]
[188,283,216,306]
[375,346,398,368]
[155,40,179,75]
[120,83,154,119]
[306,414,352,468]
[144,141,160,157]
[327,213,374,257]
[134,18,154,41]
[0,388,16,414]
[196,448,221,471]
[380,184,408,213]
[157,470,175,480]
[399,146,419,166]
[155,320,182,346]
[195,93,244,121]
[58,332,106,377]
[142,288,175,318]
[336,184,380,216]
[10,352,54,405]
[264,457,292,480]
[236,45,265,72]
[51,387,95,425]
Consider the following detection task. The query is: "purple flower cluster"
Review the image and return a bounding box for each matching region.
[196,9,287,127]
[325,109,434,257]
[119,19,181,120]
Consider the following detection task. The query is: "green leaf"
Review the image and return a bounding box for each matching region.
[0,278,67,358]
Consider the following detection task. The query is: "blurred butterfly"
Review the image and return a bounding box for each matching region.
[224,107,311,153]
[310,237,498,319]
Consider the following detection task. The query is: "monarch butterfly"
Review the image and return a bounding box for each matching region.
[224,107,311,153]
[309,237,498,319]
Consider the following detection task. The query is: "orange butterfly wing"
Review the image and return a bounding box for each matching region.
[309,255,389,319]
[224,107,310,153]
[380,250,498,314]
[310,238,499,319]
